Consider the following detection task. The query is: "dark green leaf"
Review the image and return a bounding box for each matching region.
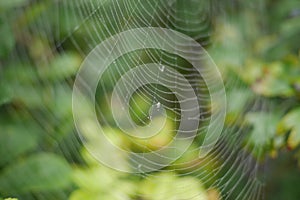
[0,153,72,195]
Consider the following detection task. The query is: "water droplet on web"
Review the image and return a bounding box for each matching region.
[156,102,161,109]
[159,65,165,72]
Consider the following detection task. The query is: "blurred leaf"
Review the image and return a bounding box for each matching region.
[245,112,280,148]
[0,19,15,58]
[251,62,295,97]
[0,122,39,166]
[45,83,73,122]
[253,76,294,97]
[38,53,81,82]
[1,63,42,107]
[207,189,221,200]
[280,16,300,37]
[12,84,46,108]
[226,88,254,124]
[0,85,12,106]
[277,108,300,149]
[70,150,136,200]
[237,59,264,85]
[2,63,39,84]
[71,167,135,200]
[139,173,208,200]
[0,0,28,9]
[130,116,174,152]
[209,19,246,69]
[0,153,72,195]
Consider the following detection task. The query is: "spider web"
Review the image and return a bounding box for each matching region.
[2,0,268,199]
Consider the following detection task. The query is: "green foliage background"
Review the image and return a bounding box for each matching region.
[0,0,300,199]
